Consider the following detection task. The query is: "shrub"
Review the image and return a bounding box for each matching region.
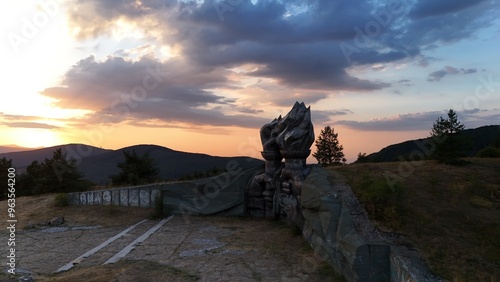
[476,147,500,158]
[54,193,69,207]
[358,174,405,222]
[150,193,165,219]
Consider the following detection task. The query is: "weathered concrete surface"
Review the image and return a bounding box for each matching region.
[1,216,340,281]
[68,165,262,217]
[301,166,441,282]
[69,185,162,209]
[162,165,263,216]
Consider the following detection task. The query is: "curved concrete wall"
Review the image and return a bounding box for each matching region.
[300,166,441,282]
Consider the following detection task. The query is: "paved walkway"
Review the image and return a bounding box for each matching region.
[2,216,337,281]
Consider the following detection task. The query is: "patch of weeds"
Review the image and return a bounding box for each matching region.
[54,193,69,207]
[290,224,302,237]
[103,205,120,216]
[356,174,405,223]
[317,262,346,281]
[159,264,200,281]
[149,193,166,219]
[476,146,500,158]
[427,175,441,189]
[468,196,494,209]
[443,158,471,166]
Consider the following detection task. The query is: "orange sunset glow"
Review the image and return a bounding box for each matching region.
[1,1,499,162]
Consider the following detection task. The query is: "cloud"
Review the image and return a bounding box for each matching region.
[314,109,354,124]
[62,0,498,93]
[41,55,231,110]
[410,0,487,19]
[47,0,498,131]
[62,0,399,92]
[0,122,59,129]
[427,66,477,81]
[334,108,500,131]
[41,54,274,128]
[0,113,61,129]
[335,111,445,131]
[0,113,44,121]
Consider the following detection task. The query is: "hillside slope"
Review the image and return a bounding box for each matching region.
[0,144,263,184]
[363,125,500,162]
[0,144,112,168]
[0,145,35,154]
[331,159,500,280]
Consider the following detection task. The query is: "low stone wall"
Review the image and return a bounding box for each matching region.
[300,166,440,282]
[67,165,263,216]
[68,184,162,208]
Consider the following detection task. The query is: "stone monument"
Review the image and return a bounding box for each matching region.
[246,102,314,223]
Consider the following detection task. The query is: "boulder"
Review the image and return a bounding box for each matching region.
[48,216,65,226]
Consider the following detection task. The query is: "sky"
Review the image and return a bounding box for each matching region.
[1,0,499,163]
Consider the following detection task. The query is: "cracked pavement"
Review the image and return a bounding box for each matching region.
[1,215,337,281]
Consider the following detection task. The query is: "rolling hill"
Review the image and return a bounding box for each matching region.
[361,125,500,162]
[0,145,37,154]
[0,144,263,185]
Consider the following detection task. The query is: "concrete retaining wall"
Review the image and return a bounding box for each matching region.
[68,184,162,208]
[300,166,441,282]
[67,165,262,216]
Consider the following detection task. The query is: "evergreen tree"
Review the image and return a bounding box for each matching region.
[430,109,465,163]
[312,126,347,166]
[0,157,13,200]
[356,152,370,163]
[17,149,90,195]
[111,149,159,185]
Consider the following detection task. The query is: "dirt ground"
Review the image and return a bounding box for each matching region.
[0,194,344,282]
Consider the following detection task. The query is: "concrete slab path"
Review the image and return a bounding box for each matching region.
[1,216,339,281]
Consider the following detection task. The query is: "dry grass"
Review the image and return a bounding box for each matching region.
[330,158,500,281]
[0,193,154,229]
[41,260,199,282]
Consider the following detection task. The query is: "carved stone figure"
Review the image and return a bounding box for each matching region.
[246,102,314,222]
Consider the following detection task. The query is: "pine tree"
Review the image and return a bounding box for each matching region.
[0,157,13,199]
[17,149,90,195]
[430,109,465,163]
[312,126,346,166]
[111,149,159,185]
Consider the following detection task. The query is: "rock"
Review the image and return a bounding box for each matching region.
[48,216,65,226]
[23,224,36,230]
[19,276,35,282]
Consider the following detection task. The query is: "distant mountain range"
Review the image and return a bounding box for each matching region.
[0,144,263,184]
[361,125,500,162]
[0,145,38,154]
